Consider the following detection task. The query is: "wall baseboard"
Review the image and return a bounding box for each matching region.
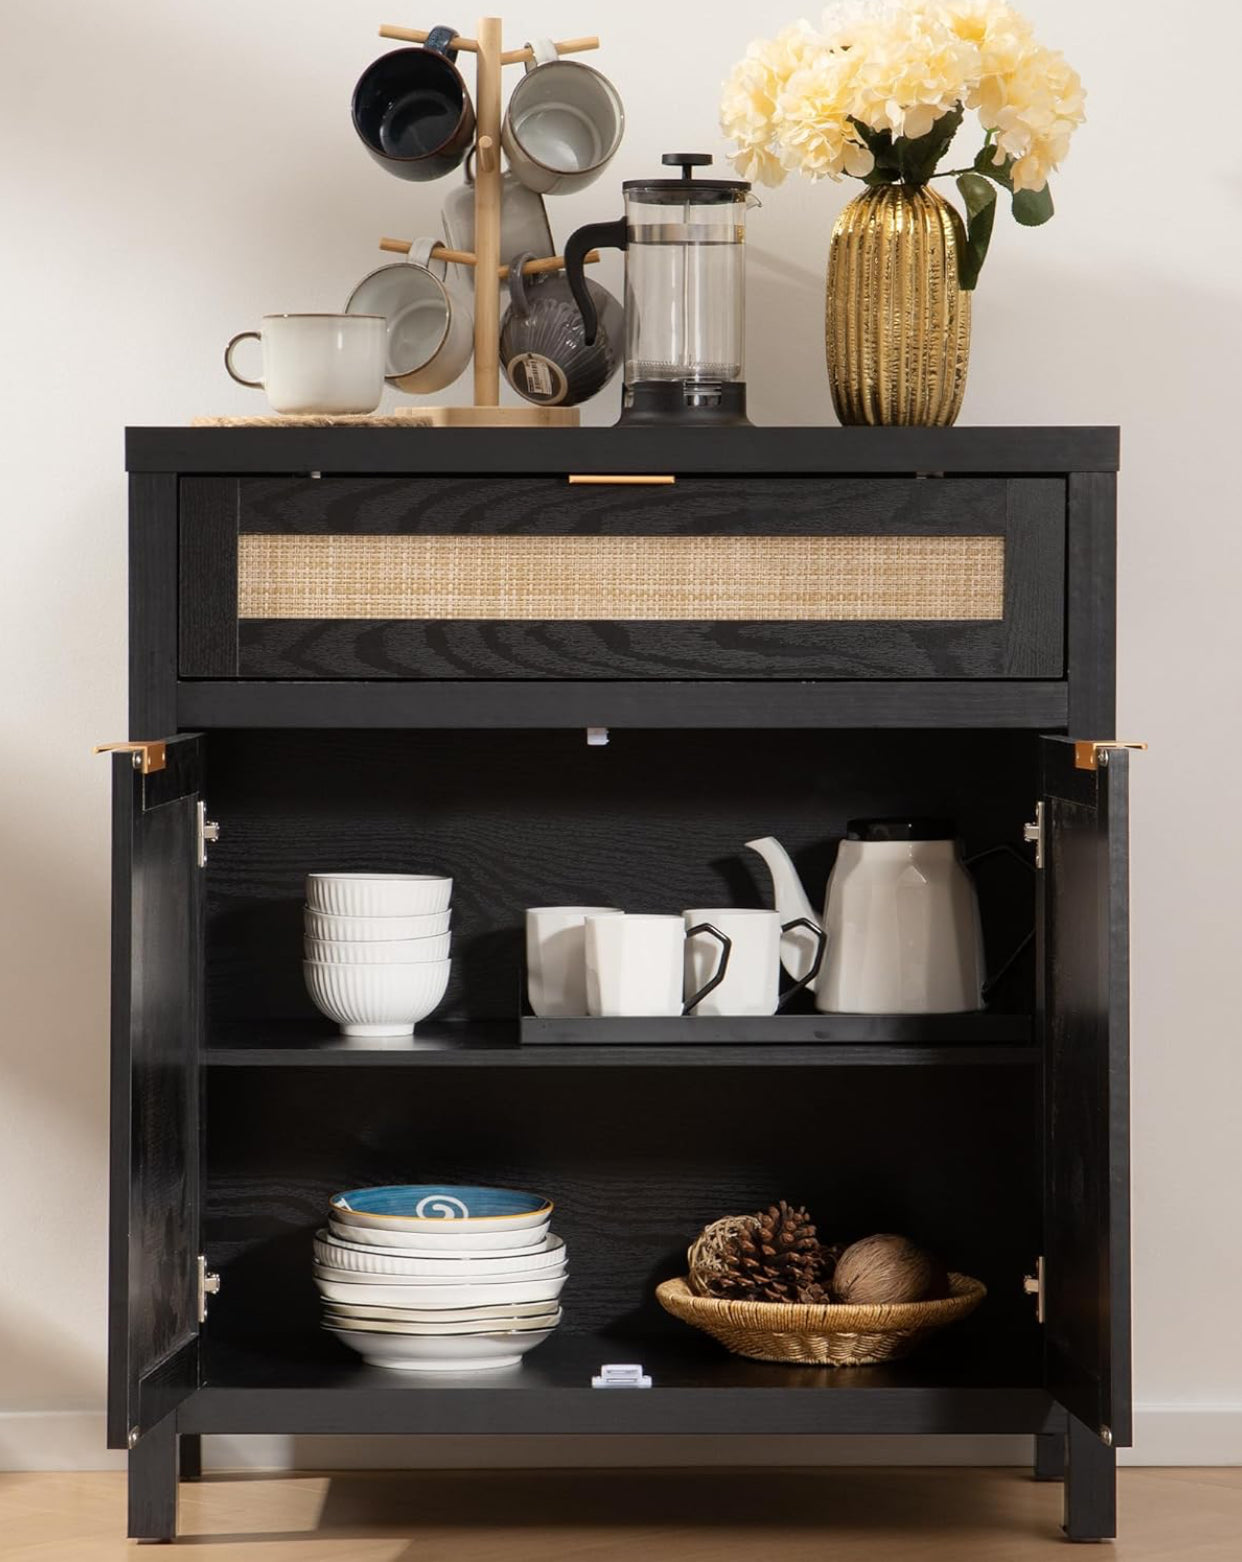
[1,1408,1238,1472]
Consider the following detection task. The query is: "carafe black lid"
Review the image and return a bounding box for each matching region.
[846,818,957,842]
[623,152,751,203]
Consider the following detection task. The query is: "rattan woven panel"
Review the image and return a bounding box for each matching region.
[237,534,1005,622]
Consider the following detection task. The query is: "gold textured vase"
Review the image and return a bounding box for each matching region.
[826,183,971,427]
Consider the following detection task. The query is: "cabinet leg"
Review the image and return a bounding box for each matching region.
[1064,1414,1116,1542]
[128,1412,178,1543]
[1035,1428,1066,1482]
[179,1433,203,1481]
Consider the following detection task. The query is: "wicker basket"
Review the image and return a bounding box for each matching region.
[656,1273,986,1367]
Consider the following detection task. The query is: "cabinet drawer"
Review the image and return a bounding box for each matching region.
[179,475,1064,680]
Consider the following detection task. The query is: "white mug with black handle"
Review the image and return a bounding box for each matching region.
[584,914,731,1018]
[683,909,826,1018]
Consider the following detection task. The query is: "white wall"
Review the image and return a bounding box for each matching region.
[1,0,1238,1469]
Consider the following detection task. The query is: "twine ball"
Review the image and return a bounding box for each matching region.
[832,1234,948,1305]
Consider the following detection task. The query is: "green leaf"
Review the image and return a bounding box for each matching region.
[973,145,1055,225]
[955,173,997,290]
[895,105,965,186]
[1012,183,1054,226]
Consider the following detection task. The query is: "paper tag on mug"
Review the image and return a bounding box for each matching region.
[509,353,568,405]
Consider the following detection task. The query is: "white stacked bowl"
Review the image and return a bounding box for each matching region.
[302,874,453,1037]
[313,1185,566,1371]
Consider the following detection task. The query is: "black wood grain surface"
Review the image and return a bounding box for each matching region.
[202,728,1039,1025]
[1065,473,1118,736]
[180,680,1069,730]
[110,737,203,1446]
[186,474,1064,681]
[203,1064,1041,1359]
[1039,739,1131,1447]
[129,474,178,736]
[127,425,1121,476]
[235,475,1013,536]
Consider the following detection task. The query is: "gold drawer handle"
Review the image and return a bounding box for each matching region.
[1073,740,1148,771]
[93,741,167,774]
[568,474,676,486]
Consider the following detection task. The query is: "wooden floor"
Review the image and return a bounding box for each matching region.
[0,1467,1239,1558]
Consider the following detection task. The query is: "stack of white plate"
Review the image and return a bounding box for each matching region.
[314,1184,565,1371]
[303,873,453,1038]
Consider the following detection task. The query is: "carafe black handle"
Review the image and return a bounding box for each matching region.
[776,916,827,1011]
[963,842,1036,1002]
[564,217,627,345]
[682,923,732,1015]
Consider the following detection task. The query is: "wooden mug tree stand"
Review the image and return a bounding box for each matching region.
[376,16,603,428]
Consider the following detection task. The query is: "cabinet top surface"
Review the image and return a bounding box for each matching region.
[126,425,1120,476]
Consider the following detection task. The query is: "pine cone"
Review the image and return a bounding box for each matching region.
[709,1201,827,1304]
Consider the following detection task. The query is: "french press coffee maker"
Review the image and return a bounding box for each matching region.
[564,153,757,425]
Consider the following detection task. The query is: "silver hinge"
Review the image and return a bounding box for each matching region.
[592,1362,652,1388]
[198,1255,221,1323]
[1022,801,1044,871]
[1023,1256,1045,1324]
[197,801,221,868]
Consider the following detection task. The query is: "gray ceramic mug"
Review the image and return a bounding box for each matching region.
[499,253,623,407]
[501,38,625,196]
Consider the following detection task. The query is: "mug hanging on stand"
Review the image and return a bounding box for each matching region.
[442,153,556,277]
[224,314,386,415]
[500,251,623,407]
[345,238,474,393]
[502,38,625,196]
[352,29,476,182]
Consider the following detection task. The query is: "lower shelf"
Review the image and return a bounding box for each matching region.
[184,1332,1050,1437]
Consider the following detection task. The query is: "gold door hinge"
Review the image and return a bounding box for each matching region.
[1023,801,1044,870]
[196,801,221,868]
[1074,740,1148,771]
[1023,1256,1045,1324]
[198,1256,221,1323]
[92,741,167,774]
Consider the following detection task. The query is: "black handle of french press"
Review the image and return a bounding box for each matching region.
[663,152,712,180]
[563,218,627,345]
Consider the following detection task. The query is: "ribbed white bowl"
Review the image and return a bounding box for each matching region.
[303,959,450,1037]
[313,1231,566,1277]
[321,1309,562,1338]
[323,1299,560,1324]
[307,874,452,917]
[304,933,451,965]
[325,1218,549,1253]
[312,1272,567,1309]
[325,1323,557,1371]
[303,908,451,941]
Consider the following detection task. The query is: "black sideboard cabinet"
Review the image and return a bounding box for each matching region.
[109,427,1129,1543]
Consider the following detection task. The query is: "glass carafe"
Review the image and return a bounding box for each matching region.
[565,154,757,425]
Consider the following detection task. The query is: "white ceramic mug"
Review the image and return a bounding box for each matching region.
[526,906,622,1017]
[442,164,555,271]
[346,238,474,395]
[502,38,625,196]
[683,909,826,1018]
[224,314,386,415]
[585,914,731,1018]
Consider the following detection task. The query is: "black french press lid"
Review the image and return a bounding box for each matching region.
[622,152,751,202]
[846,818,957,842]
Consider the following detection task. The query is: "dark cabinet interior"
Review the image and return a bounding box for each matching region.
[112,426,1128,1544]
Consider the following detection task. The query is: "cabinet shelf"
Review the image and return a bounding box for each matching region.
[206,1016,1036,1068]
[186,1330,1049,1437]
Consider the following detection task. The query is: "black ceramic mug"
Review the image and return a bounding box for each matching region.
[351,28,476,183]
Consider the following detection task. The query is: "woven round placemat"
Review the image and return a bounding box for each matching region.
[656,1273,986,1367]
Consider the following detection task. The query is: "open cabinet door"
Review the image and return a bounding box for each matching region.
[106,736,205,1449]
[1039,737,1132,1447]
